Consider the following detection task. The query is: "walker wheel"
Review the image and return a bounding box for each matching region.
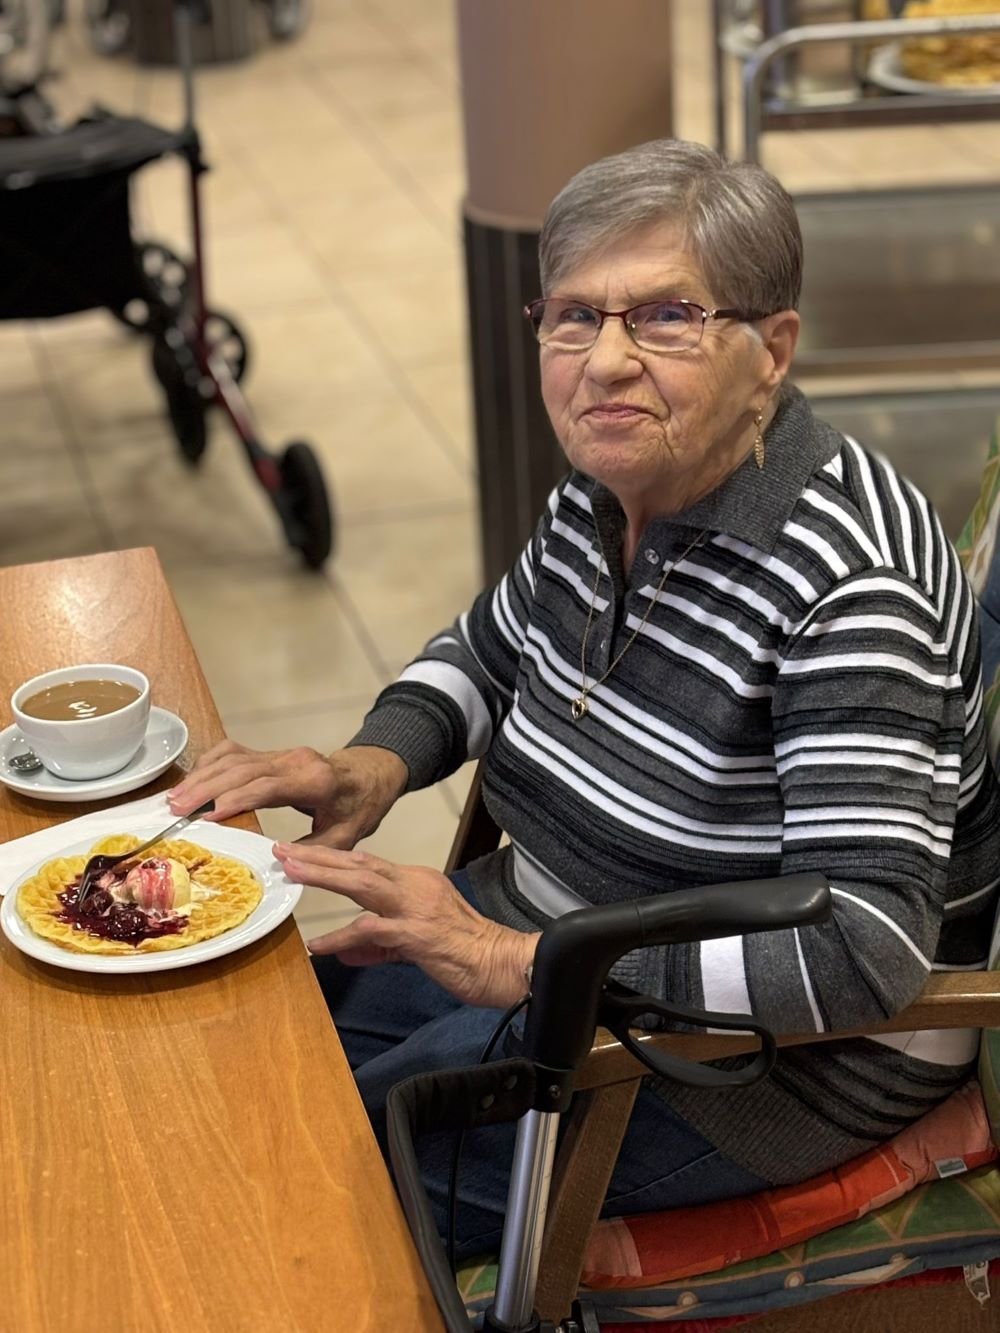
[279,441,333,568]
[205,309,250,384]
[116,242,190,332]
[85,0,130,55]
[268,0,310,41]
[152,335,209,465]
[140,242,188,307]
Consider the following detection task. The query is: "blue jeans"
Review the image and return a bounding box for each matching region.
[311,871,768,1261]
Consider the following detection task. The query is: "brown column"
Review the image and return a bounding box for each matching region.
[458,0,675,584]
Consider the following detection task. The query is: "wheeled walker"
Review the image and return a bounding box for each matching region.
[0,0,333,567]
[388,874,832,1331]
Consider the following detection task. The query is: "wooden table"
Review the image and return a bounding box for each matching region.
[0,549,443,1332]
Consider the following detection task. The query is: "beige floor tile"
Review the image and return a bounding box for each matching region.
[83,422,291,566]
[368,104,463,169]
[311,0,364,18]
[132,150,279,251]
[415,165,466,224]
[822,126,1000,188]
[942,124,1000,168]
[254,382,471,523]
[0,326,43,392]
[0,405,82,507]
[298,11,403,67]
[762,134,864,194]
[167,561,382,712]
[371,0,454,39]
[337,263,467,368]
[399,25,458,69]
[239,125,399,206]
[118,66,187,127]
[0,495,108,568]
[203,219,335,313]
[223,695,370,746]
[288,185,453,277]
[331,505,481,675]
[397,359,475,472]
[216,303,385,402]
[197,74,346,144]
[29,319,163,447]
[0,383,68,451]
[316,58,452,125]
[51,66,147,129]
[27,309,110,347]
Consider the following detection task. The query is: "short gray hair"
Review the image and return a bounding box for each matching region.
[539,140,802,314]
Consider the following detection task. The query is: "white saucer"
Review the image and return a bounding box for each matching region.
[0,706,188,803]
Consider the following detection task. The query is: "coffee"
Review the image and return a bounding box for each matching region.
[20,679,142,722]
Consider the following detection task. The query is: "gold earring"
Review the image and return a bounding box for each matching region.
[753,412,765,470]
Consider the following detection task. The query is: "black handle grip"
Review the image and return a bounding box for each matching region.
[524,873,831,1077]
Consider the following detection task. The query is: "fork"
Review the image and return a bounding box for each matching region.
[76,799,215,907]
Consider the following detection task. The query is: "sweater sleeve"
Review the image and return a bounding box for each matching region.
[618,564,997,1035]
[347,484,561,790]
[709,568,970,1032]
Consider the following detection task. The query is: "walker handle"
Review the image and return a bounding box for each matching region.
[523,873,831,1086]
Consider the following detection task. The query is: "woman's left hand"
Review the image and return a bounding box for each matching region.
[274,842,540,1009]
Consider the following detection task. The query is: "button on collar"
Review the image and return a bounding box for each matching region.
[644,548,659,565]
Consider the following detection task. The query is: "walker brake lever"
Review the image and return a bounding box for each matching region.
[597,982,778,1089]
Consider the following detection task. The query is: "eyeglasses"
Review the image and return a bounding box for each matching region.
[523,296,772,354]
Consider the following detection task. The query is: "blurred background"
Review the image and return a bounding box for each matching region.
[1,0,998,938]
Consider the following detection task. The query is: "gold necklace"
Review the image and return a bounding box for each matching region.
[571,528,709,722]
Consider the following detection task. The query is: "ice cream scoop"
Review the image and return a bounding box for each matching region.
[123,857,192,913]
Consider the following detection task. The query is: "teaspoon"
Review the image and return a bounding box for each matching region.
[8,749,43,775]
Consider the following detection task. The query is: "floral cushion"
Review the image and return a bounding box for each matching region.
[580,1081,994,1288]
[458,1164,1000,1324]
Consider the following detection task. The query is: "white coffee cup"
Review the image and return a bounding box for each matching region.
[11,663,151,781]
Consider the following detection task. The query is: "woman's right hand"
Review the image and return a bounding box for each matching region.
[166,741,409,849]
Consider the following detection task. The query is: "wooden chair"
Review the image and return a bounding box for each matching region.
[445,763,1000,1330]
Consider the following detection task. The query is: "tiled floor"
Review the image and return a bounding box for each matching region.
[2,0,998,942]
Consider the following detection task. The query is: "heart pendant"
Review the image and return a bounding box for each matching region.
[571,696,588,722]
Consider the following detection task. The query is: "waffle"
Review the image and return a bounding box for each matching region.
[900,1,1000,87]
[16,834,263,955]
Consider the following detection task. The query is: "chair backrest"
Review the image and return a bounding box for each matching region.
[957,414,1000,1136]
[958,418,1000,762]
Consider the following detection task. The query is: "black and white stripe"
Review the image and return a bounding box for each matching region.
[351,387,1000,1181]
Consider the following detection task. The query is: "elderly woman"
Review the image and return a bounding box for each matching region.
[169,139,1000,1257]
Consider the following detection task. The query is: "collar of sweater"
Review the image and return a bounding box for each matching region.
[586,384,843,570]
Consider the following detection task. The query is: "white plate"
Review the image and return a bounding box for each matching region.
[0,706,188,803]
[0,824,302,974]
[868,42,1000,97]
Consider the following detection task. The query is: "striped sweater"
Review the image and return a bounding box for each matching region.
[351,386,1000,1182]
